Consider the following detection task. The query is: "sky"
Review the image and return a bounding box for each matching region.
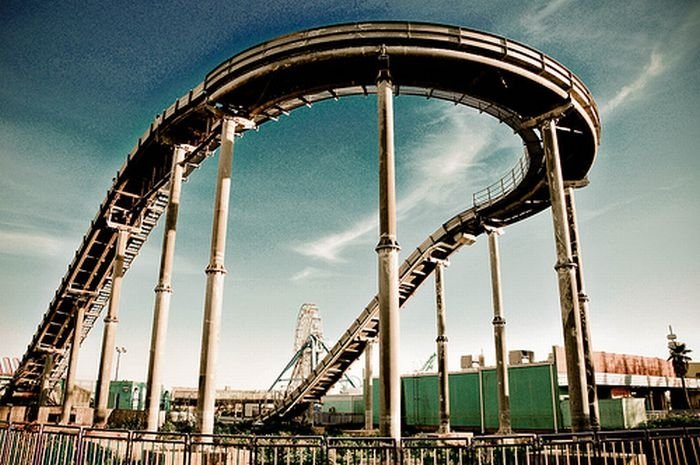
[0,1,698,391]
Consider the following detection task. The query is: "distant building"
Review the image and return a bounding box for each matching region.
[319,346,699,432]
[509,349,536,365]
[170,386,281,420]
[551,346,698,411]
[108,380,147,410]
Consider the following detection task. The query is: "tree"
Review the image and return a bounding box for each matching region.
[668,341,693,410]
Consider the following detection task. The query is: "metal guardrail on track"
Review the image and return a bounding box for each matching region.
[1,422,699,465]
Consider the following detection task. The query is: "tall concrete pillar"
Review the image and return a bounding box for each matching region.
[60,305,85,424]
[565,187,600,429]
[364,340,374,431]
[376,51,401,441]
[196,116,250,435]
[94,228,129,427]
[145,144,188,432]
[434,260,451,434]
[39,352,55,407]
[542,119,590,431]
[488,229,511,434]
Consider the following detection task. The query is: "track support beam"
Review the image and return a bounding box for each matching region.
[434,260,451,434]
[488,228,512,435]
[565,186,600,430]
[196,116,252,435]
[376,50,401,441]
[145,144,188,432]
[60,305,85,424]
[542,119,591,432]
[38,353,55,407]
[364,340,374,431]
[94,228,129,427]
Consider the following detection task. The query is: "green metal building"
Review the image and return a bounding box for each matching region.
[371,362,560,432]
[108,380,146,410]
[317,361,657,432]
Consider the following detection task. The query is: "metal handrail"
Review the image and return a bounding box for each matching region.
[472,152,530,209]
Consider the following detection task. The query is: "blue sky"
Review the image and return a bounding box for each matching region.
[0,1,698,390]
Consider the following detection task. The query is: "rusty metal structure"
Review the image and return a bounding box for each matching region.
[1,22,600,432]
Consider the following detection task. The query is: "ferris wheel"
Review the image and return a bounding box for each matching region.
[268,304,325,395]
[269,303,357,396]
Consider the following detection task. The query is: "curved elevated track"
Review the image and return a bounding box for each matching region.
[2,22,599,417]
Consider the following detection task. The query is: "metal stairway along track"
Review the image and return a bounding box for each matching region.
[261,149,553,422]
[2,105,217,404]
[2,21,600,406]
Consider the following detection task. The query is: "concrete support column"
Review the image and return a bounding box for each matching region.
[434,260,451,434]
[94,228,129,427]
[363,340,374,431]
[542,119,590,432]
[565,187,600,430]
[39,353,55,407]
[488,229,511,434]
[376,52,401,441]
[196,116,245,435]
[145,144,188,432]
[60,305,85,424]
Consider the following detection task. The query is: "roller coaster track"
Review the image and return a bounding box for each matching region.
[2,22,600,409]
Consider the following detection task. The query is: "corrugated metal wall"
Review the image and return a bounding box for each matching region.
[371,363,560,431]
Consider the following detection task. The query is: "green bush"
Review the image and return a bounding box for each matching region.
[107,409,146,430]
[161,418,196,433]
[641,413,700,428]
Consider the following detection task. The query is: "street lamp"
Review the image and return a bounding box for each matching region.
[114,346,127,381]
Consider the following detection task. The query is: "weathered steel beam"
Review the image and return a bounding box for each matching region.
[488,228,512,435]
[364,341,374,431]
[38,352,55,407]
[60,305,84,424]
[94,228,129,427]
[376,50,401,441]
[565,186,600,430]
[434,260,451,434]
[542,119,590,432]
[145,144,188,432]
[196,116,252,435]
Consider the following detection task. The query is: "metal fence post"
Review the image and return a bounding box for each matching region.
[31,423,45,465]
[252,435,259,465]
[184,432,191,465]
[642,428,654,465]
[125,429,134,464]
[532,434,542,465]
[75,426,84,465]
[0,422,10,465]
[591,430,601,462]
[321,435,328,465]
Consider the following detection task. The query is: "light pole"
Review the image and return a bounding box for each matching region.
[114,346,127,381]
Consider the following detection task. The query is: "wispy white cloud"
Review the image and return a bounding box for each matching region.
[292,217,376,263]
[291,105,520,266]
[291,267,317,282]
[290,266,347,282]
[600,4,699,116]
[520,0,572,37]
[0,229,73,258]
[601,50,665,116]
[399,108,505,211]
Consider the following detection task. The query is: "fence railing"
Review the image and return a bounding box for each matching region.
[1,421,698,465]
[472,155,529,209]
